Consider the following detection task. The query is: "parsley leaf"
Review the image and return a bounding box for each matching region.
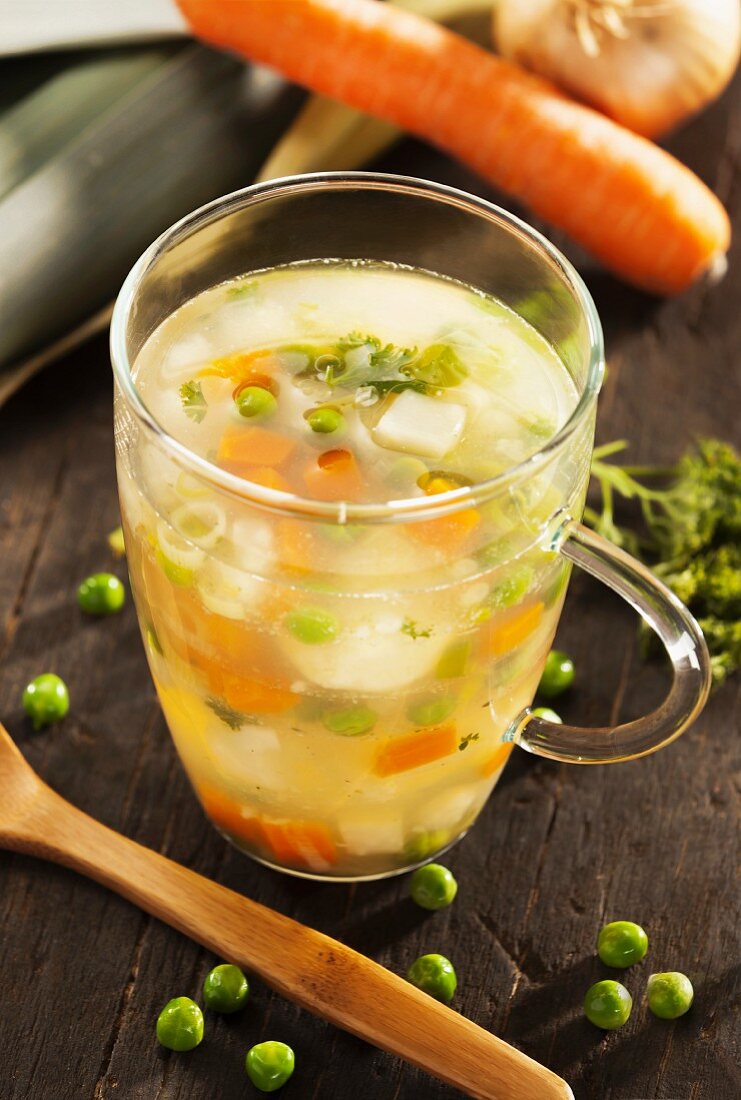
[458,732,480,751]
[179,379,207,423]
[401,618,433,640]
[207,696,249,730]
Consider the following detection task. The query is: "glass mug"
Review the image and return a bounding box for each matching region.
[111,174,710,881]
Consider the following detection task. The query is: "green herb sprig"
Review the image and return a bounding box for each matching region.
[587,438,740,685]
[179,379,207,423]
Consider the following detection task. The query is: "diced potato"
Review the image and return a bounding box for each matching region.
[409,783,484,836]
[372,390,466,459]
[282,627,446,693]
[338,809,405,856]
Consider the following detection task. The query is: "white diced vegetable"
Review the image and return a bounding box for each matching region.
[338,809,405,856]
[410,784,484,836]
[372,390,466,459]
[282,627,446,693]
[210,724,284,788]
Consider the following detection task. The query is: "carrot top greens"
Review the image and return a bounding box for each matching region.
[587,438,740,685]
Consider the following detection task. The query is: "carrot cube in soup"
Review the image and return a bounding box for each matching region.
[218,426,297,471]
[373,724,458,778]
[304,448,363,500]
[487,602,544,657]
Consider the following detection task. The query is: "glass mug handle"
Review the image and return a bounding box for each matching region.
[512,520,712,763]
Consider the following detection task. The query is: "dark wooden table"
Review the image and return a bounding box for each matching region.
[1,72,739,1100]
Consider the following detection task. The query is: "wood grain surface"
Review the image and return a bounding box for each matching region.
[0,71,738,1100]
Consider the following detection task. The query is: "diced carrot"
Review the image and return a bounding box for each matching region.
[198,786,338,869]
[198,785,266,846]
[262,820,337,869]
[480,742,514,778]
[238,466,294,493]
[408,507,481,553]
[407,475,481,553]
[216,670,298,715]
[373,723,458,777]
[303,448,364,501]
[201,349,279,383]
[218,426,297,471]
[285,821,337,868]
[276,518,315,573]
[487,602,544,657]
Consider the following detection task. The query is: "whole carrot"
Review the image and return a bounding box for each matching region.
[177,0,730,295]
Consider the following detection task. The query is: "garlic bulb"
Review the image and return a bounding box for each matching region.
[494,0,740,137]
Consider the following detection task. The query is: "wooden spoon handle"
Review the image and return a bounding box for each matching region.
[14,787,572,1100]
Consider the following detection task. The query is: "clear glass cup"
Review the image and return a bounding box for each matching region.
[111,174,711,881]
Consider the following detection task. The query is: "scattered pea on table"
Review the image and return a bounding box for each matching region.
[245,1041,295,1092]
[538,649,575,698]
[406,953,457,1005]
[203,964,250,1013]
[583,980,633,1029]
[156,997,204,1052]
[597,921,648,968]
[22,673,69,730]
[531,707,562,723]
[409,864,458,911]
[77,572,126,615]
[647,972,694,1019]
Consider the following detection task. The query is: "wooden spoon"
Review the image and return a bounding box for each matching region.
[0,721,572,1100]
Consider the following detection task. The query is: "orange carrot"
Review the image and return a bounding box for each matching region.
[238,466,295,494]
[202,349,279,384]
[214,671,298,715]
[198,787,337,869]
[303,448,364,501]
[487,601,544,657]
[480,742,513,779]
[276,518,315,573]
[177,0,730,294]
[218,425,297,470]
[373,723,458,777]
[408,476,481,552]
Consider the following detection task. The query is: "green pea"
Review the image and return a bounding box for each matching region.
[538,649,575,698]
[285,607,339,645]
[404,829,450,863]
[323,706,377,736]
[203,963,249,1013]
[407,695,457,727]
[156,997,204,1052]
[532,707,562,723]
[409,864,458,911]
[647,972,694,1019]
[307,407,344,434]
[245,1041,295,1092]
[406,953,457,1005]
[23,674,70,730]
[583,980,632,1030]
[597,921,648,968]
[77,572,126,615]
[236,386,277,419]
[434,640,470,680]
